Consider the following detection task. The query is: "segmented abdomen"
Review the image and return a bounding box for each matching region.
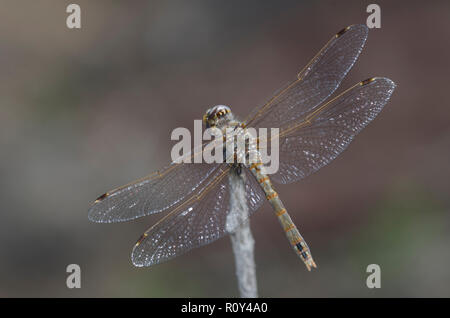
[248,162,317,271]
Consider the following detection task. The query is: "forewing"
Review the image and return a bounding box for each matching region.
[270,77,395,184]
[244,24,368,129]
[88,143,222,223]
[132,167,264,267]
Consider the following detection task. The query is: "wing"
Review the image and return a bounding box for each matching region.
[88,142,223,223]
[266,77,395,184]
[243,24,368,130]
[132,166,264,267]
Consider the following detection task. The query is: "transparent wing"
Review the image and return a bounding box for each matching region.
[243,24,368,130]
[88,143,223,223]
[132,166,265,267]
[267,77,395,184]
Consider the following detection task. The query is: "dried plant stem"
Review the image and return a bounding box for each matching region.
[228,171,258,298]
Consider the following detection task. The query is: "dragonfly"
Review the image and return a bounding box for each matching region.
[88,24,395,271]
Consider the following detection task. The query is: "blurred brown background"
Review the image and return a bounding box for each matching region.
[0,0,449,297]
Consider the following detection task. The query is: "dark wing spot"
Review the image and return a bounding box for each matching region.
[360,77,376,86]
[94,192,108,203]
[336,26,350,37]
[135,233,148,246]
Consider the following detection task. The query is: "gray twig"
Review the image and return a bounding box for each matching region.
[227,170,258,298]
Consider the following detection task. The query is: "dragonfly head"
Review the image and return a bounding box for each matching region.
[203,105,233,128]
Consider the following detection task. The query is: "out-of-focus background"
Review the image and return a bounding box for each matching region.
[0,0,449,297]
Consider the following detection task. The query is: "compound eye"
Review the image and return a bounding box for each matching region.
[218,108,230,118]
[206,112,216,122]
